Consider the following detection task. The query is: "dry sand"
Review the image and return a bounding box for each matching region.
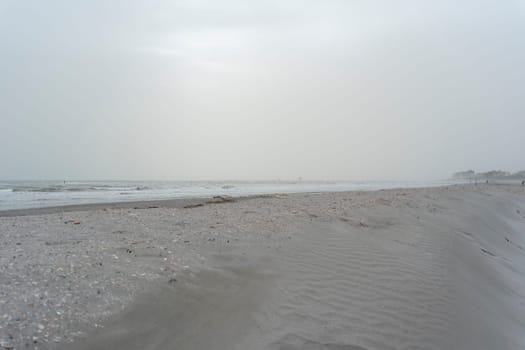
[1,184,525,349]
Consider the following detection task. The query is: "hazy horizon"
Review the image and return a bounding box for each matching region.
[2,0,524,181]
[0,170,523,183]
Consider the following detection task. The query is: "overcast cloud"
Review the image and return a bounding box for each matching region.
[1,0,524,180]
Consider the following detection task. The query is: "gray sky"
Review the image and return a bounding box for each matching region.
[1,0,524,181]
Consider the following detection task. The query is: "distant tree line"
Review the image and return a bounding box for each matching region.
[453,170,525,180]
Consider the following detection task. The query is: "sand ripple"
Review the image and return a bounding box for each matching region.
[264,220,452,350]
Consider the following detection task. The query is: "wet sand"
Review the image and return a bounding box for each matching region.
[1,184,525,349]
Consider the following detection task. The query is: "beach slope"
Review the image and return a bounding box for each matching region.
[1,184,524,349]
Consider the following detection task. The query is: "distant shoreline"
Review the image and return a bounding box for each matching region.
[0,179,462,213]
[0,194,258,217]
[0,184,463,217]
[3,181,525,217]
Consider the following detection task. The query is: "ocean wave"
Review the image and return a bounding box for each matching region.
[11,186,90,193]
[12,187,63,193]
[10,186,152,193]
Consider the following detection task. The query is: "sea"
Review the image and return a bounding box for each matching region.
[0,180,458,211]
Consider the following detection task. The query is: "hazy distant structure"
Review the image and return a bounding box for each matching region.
[453,170,476,179]
[515,171,525,179]
[453,170,525,181]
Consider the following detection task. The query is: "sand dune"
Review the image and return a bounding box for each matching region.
[1,184,524,349]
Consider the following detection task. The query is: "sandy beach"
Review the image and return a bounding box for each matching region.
[1,184,525,350]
